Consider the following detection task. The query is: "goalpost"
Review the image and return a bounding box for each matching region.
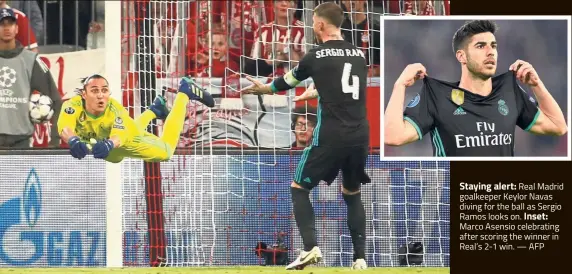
[114,0,450,269]
[105,1,123,267]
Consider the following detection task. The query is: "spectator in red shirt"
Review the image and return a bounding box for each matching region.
[226,1,261,62]
[242,0,305,77]
[0,0,37,52]
[195,25,239,78]
[185,1,225,77]
[185,1,272,77]
[6,0,43,45]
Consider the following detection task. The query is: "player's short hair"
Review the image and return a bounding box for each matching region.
[81,74,108,89]
[313,2,345,28]
[291,105,317,129]
[452,20,499,53]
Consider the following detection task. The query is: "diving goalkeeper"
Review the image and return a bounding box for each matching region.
[57,75,214,162]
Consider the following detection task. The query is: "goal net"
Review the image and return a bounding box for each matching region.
[120,0,450,268]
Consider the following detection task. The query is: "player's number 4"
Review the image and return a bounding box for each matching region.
[341,63,359,100]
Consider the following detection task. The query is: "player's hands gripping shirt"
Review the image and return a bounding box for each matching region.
[403,71,539,156]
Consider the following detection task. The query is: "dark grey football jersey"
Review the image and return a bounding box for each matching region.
[292,40,370,147]
[403,71,539,156]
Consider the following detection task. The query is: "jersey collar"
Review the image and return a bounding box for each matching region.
[437,72,513,102]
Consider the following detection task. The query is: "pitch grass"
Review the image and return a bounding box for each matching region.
[0,266,449,274]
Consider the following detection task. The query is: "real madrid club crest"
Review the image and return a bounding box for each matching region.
[498,99,509,116]
[451,89,464,106]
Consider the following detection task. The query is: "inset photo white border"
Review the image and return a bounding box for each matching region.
[379,16,571,161]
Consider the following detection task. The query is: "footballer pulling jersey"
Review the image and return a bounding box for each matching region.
[403,71,540,157]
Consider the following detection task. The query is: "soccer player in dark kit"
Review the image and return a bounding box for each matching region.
[241,2,370,270]
[384,20,567,157]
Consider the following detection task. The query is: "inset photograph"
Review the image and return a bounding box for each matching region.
[382,17,570,160]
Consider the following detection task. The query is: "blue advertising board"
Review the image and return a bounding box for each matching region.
[0,155,449,268]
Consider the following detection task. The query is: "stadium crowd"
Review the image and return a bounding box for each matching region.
[0,0,443,149]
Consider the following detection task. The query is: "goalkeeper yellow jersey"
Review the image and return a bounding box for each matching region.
[57,95,146,146]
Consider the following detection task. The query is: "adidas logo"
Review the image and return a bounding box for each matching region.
[453,107,466,115]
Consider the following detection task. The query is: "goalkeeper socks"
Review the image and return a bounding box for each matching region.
[290,187,318,252]
[160,93,190,152]
[343,192,366,260]
[136,110,157,130]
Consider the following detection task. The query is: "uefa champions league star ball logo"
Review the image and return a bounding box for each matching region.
[498,99,509,116]
[0,66,17,88]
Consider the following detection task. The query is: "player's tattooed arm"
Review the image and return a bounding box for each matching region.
[241,51,314,95]
[510,60,567,136]
[384,64,428,146]
[240,76,273,95]
[240,70,303,95]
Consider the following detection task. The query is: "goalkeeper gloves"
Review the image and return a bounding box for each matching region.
[68,136,89,159]
[92,139,114,159]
